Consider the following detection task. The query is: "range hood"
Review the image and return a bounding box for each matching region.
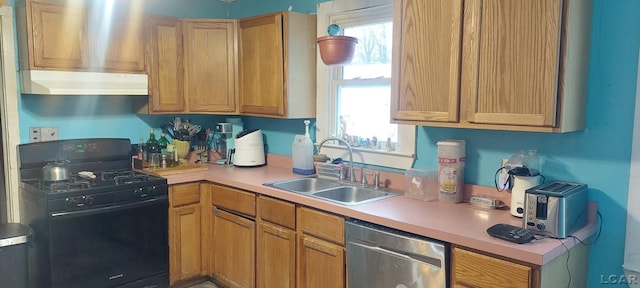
[20,70,148,95]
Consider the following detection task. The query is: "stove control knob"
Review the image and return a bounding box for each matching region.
[134,187,147,198]
[65,197,78,208]
[82,195,94,206]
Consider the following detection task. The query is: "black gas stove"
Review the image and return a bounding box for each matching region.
[20,170,167,213]
[18,138,169,288]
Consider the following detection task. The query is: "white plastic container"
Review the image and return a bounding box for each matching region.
[292,120,315,175]
[437,140,466,203]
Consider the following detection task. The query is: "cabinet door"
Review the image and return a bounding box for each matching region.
[211,207,256,288]
[28,1,89,70]
[169,183,203,285]
[391,0,463,123]
[257,222,295,288]
[238,13,285,116]
[463,0,561,127]
[146,15,185,113]
[169,205,202,285]
[297,234,345,288]
[183,20,237,113]
[452,246,534,288]
[98,10,145,72]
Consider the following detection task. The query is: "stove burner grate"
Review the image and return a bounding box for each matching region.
[46,179,92,193]
[102,170,151,185]
[101,171,136,182]
[114,174,151,185]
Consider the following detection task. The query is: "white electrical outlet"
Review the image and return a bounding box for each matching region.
[29,127,42,143]
[41,127,59,141]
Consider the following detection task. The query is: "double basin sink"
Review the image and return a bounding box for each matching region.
[263,177,399,205]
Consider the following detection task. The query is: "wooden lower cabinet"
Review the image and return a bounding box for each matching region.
[170,182,589,288]
[452,246,537,288]
[297,234,345,288]
[257,195,297,288]
[451,244,589,288]
[257,221,296,288]
[210,207,256,288]
[209,183,257,288]
[169,182,206,286]
[296,206,346,288]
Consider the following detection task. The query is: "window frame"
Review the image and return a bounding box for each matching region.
[315,0,415,169]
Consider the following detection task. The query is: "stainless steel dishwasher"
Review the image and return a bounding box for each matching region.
[346,219,448,288]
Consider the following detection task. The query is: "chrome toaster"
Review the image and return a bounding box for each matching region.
[523,181,588,239]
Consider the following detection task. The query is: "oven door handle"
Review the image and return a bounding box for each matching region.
[50,196,168,219]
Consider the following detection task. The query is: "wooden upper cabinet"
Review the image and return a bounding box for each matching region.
[143,17,238,114]
[238,11,316,118]
[463,0,560,128]
[145,15,185,113]
[391,0,463,123]
[392,0,592,132]
[18,0,90,70]
[99,10,146,72]
[16,0,145,72]
[183,19,238,113]
[239,13,284,116]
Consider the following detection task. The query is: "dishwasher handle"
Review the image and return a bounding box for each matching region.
[348,239,442,269]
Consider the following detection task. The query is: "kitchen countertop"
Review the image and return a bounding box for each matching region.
[157,155,598,266]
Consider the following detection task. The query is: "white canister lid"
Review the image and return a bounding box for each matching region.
[437,139,466,157]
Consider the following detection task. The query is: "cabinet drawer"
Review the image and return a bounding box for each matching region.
[258,196,295,229]
[210,183,256,216]
[170,182,201,207]
[297,207,344,245]
[452,246,533,288]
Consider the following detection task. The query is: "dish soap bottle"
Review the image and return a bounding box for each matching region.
[292,120,315,175]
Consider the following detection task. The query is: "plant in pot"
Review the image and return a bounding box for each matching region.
[317,24,358,66]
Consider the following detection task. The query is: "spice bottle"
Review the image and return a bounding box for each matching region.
[161,154,167,169]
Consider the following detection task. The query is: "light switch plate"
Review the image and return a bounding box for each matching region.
[41,127,59,141]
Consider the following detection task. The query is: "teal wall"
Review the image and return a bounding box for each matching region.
[10,0,640,286]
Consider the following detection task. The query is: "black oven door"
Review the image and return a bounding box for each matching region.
[48,196,168,288]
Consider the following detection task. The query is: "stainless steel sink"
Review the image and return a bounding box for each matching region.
[310,186,398,205]
[264,177,399,205]
[263,177,343,193]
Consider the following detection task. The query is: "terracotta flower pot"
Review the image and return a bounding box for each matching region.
[317,36,358,66]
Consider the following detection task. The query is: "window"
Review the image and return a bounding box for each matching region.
[316,0,415,169]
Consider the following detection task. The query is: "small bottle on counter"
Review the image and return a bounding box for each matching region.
[161,154,167,169]
[158,133,170,155]
[166,144,176,166]
[138,137,146,161]
[146,129,160,160]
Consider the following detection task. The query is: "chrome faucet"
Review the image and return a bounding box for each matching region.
[317,137,356,182]
[361,168,373,187]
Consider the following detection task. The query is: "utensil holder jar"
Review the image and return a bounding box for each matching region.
[173,140,190,163]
